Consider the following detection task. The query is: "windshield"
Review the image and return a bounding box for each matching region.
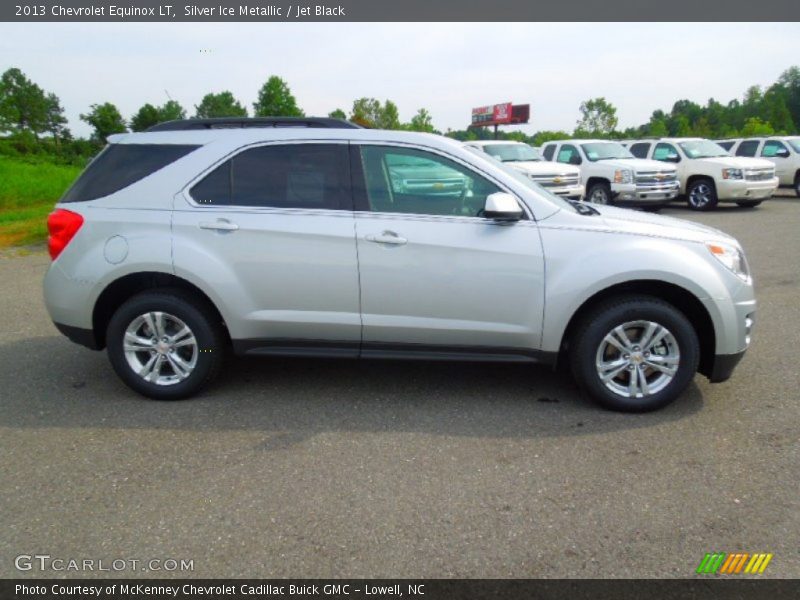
[473,151,577,213]
[482,144,541,162]
[580,142,634,162]
[678,140,729,159]
[788,138,800,153]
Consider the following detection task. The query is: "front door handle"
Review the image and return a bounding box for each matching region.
[365,231,407,245]
[199,219,239,232]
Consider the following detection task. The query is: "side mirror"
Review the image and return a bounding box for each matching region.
[484,192,523,222]
[569,155,582,165]
[665,154,681,163]
[775,148,790,158]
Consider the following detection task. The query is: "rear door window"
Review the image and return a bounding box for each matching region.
[190,143,351,210]
[629,142,651,159]
[61,144,200,203]
[542,144,555,161]
[736,140,760,157]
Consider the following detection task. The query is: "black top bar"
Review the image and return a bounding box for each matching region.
[147,117,362,132]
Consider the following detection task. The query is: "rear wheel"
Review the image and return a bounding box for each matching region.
[570,295,699,412]
[586,182,612,205]
[795,174,800,197]
[106,289,224,400]
[736,200,762,208]
[686,178,718,211]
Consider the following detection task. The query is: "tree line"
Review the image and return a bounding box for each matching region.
[448,67,800,145]
[1,65,798,163]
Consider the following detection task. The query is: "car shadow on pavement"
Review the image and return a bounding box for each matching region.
[1,336,704,443]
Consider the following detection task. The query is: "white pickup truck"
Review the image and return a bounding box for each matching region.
[463,141,584,199]
[540,139,679,207]
[626,138,779,210]
[715,137,800,197]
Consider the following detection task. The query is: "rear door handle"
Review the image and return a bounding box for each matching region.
[199,219,239,232]
[365,231,407,245]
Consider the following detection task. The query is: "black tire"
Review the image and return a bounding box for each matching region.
[106,289,225,400]
[570,295,700,412]
[686,178,718,211]
[795,174,800,198]
[586,181,612,205]
[736,200,762,208]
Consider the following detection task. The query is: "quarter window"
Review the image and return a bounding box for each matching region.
[356,146,502,218]
[629,142,651,159]
[190,144,350,209]
[736,140,760,157]
[62,144,199,203]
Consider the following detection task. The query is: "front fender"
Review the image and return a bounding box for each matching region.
[538,228,736,353]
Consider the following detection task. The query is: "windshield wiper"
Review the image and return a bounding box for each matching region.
[567,199,599,215]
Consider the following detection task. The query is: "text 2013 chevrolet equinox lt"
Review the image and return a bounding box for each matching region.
[43,117,756,412]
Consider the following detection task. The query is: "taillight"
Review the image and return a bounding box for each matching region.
[47,209,84,260]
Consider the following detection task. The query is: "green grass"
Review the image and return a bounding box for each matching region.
[0,156,81,247]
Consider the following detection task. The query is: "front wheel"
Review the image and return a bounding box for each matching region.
[794,175,800,198]
[686,179,718,211]
[586,182,612,205]
[570,296,700,412]
[106,289,225,400]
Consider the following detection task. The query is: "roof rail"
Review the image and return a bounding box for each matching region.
[146,117,362,132]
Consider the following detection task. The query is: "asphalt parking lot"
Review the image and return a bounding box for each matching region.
[1,191,798,579]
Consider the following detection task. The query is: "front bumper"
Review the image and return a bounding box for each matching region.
[549,183,585,199]
[700,280,756,383]
[716,177,779,201]
[612,181,680,204]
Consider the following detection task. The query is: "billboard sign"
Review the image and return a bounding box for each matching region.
[471,102,513,126]
[471,103,530,127]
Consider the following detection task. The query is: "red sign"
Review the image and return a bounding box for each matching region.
[471,103,529,127]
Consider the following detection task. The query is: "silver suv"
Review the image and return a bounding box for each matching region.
[44,118,756,412]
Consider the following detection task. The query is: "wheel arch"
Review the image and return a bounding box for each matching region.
[91,272,228,350]
[558,280,716,379]
[686,174,716,191]
[585,176,611,189]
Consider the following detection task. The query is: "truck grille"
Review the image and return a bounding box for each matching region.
[635,171,678,186]
[744,168,775,182]
[531,173,581,188]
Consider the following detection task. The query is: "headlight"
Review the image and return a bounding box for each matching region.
[614,169,633,184]
[722,168,743,180]
[706,241,750,282]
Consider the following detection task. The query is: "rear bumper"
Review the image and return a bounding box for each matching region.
[708,349,747,383]
[53,322,101,350]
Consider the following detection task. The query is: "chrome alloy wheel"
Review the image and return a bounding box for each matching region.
[123,312,198,386]
[595,320,680,399]
[689,183,713,208]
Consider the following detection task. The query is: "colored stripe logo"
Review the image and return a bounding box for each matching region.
[696,552,773,574]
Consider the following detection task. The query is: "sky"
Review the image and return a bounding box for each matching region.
[1,22,798,138]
